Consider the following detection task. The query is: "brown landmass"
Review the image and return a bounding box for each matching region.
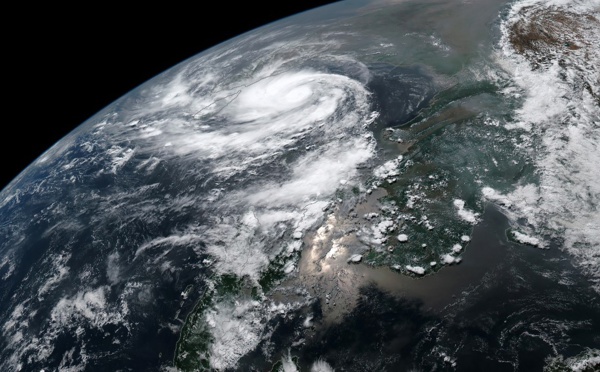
[508,6,600,105]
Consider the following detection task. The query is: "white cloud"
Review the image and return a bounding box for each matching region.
[500,0,600,291]
[311,359,335,372]
[453,199,479,224]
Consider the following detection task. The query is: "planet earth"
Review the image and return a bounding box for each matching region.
[1,0,600,371]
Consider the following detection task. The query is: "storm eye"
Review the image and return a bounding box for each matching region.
[2,0,600,371]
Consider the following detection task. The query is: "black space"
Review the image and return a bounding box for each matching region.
[3,1,340,191]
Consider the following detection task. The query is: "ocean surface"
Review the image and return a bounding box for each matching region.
[1,0,599,370]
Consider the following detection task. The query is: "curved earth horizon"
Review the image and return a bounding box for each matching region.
[1,0,599,370]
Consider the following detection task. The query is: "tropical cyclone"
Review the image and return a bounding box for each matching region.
[3,1,600,370]
[162,35,380,369]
